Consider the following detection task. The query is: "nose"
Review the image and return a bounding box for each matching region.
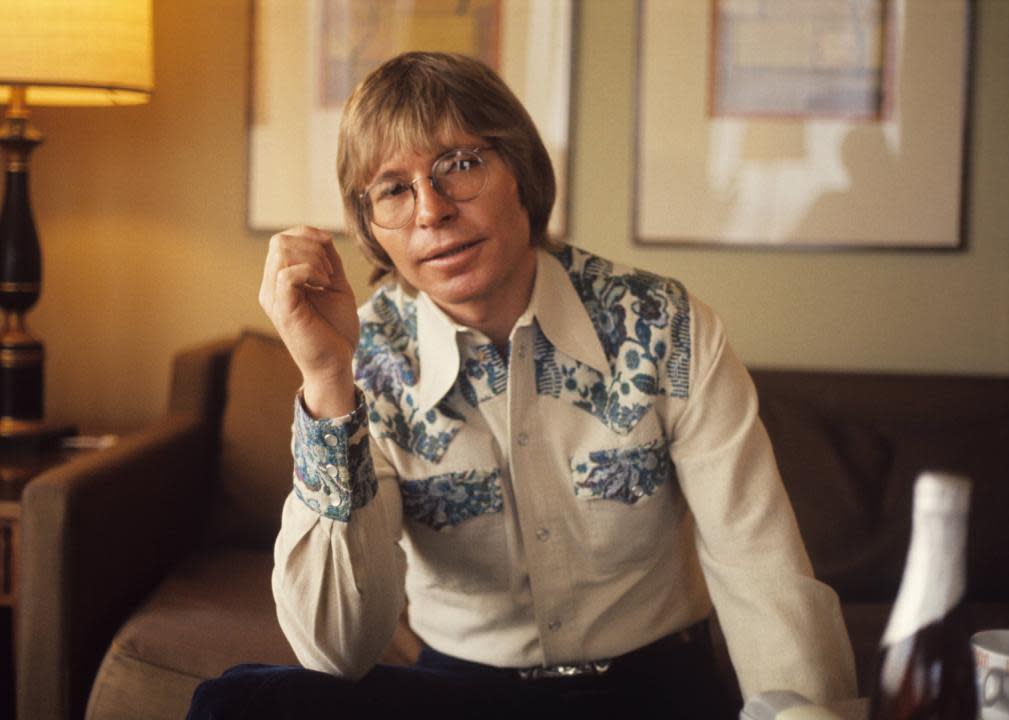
[413,177,457,229]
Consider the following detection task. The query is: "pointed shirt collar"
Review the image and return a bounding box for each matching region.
[413,248,610,412]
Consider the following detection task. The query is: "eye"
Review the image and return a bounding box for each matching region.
[373,180,412,202]
[438,152,481,176]
[451,158,478,173]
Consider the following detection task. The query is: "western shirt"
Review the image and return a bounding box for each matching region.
[272,245,856,702]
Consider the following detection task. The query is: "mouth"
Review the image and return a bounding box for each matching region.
[423,238,485,262]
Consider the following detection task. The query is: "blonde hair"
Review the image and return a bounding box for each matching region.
[336,52,560,284]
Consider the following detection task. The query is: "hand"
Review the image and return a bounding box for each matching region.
[259,226,360,418]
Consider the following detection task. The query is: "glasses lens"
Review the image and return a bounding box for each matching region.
[367,180,415,229]
[433,149,487,202]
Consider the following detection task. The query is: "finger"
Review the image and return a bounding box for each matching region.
[309,229,337,278]
[259,238,285,311]
[261,230,336,310]
[291,224,331,241]
[285,226,336,277]
[321,240,353,293]
[272,263,334,319]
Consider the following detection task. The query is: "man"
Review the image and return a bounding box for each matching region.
[189,52,855,718]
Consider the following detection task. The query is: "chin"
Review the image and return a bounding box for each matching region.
[428,282,493,308]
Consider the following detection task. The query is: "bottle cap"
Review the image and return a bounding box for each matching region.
[914,471,972,514]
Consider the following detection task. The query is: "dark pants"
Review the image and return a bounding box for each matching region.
[187,628,739,719]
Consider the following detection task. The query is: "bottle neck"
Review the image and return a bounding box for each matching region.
[881,484,969,646]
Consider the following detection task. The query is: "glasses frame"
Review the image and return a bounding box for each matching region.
[361,146,492,230]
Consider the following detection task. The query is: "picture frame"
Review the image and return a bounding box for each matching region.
[248,0,575,238]
[634,0,973,249]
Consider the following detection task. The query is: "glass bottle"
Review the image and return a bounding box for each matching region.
[869,471,977,720]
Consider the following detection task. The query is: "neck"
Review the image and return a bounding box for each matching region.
[437,256,537,348]
[441,292,528,349]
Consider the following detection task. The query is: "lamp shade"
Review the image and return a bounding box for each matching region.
[0,0,153,107]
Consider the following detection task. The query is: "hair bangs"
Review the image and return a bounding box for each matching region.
[350,80,470,194]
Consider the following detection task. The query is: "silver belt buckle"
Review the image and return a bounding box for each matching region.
[517,660,612,680]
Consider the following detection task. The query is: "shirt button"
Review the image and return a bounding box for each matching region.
[536,527,551,542]
[323,433,340,447]
[548,619,562,632]
[516,345,527,360]
[517,432,529,447]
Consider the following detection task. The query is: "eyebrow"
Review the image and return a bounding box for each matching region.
[370,169,409,184]
[368,157,423,187]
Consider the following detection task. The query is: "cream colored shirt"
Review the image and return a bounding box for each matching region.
[272,246,856,702]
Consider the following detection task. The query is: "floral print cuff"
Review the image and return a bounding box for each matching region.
[292,389,378,522]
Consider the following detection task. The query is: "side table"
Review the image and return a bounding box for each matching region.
[1,425,78,720]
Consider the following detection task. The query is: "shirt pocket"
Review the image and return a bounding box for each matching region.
[571,438,671,504]
[399,468,503,531]
[570,438,676,572]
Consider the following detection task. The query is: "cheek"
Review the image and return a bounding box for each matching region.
[372,231,403,264]
[493,177,531,241]
[371,232,416,279]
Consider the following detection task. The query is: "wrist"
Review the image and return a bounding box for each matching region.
[302,371,358,419]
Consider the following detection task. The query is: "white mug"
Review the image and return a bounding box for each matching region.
[973,629,1009,720]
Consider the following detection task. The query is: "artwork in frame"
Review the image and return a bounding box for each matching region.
[249,0,574,238]
[634,0,973,249]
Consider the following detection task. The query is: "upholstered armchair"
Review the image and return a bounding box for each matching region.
[17,331,421,720]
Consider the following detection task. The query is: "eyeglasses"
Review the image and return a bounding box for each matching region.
[361,146,491,230]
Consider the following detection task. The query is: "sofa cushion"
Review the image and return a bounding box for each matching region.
[216,330,302,548]
[85,548,424,720]
[85,550,298,720]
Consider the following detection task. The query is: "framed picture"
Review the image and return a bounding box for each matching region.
[248,0,575,238]
[634,0,973,249]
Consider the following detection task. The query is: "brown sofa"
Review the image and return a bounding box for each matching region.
[17,331,1009,719]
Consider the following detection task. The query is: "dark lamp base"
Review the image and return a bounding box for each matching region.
[0,324,44,425]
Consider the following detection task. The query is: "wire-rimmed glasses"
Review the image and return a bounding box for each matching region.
[361,146,491,230]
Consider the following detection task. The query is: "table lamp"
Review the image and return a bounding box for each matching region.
[0,1,153,443]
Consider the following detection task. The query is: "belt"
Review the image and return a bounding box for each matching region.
[517,660,612,680]
[515,620,708,680]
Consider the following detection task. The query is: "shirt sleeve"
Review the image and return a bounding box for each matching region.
[272,390,406,680]
[669,295,857,703]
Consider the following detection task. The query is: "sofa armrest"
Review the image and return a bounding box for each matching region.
[17,413,214,720]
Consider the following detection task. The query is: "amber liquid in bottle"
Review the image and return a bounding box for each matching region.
[869,473,977,720]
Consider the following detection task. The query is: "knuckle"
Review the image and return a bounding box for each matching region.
[276,265,295,282]
[268,234,288,256]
